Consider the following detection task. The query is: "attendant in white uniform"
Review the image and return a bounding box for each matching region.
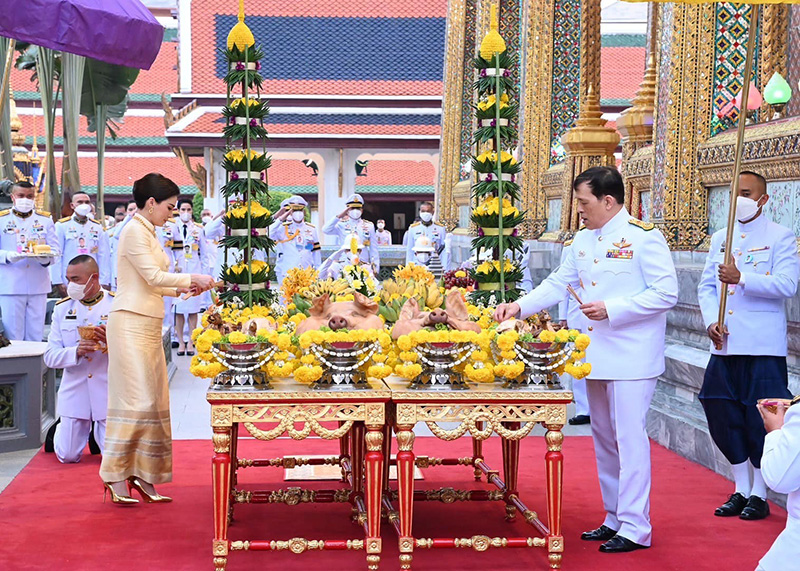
[556,239,590,425]
[756,397,800,571]
[169,199,209,355]
[375,219,392,246]
[404,202,445,264]
[697,171,798,521]
[159,214,179,340]
[109,201,137,292]
[200,208,218,275]
[269,196,321,287]
[322,193,379,274]
[44,255,112,463]
[0,181,59,341]
[494,166,678,553]
[51,192,111,295]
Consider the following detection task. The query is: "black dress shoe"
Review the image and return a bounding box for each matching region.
[44,418,60,453]
[171,341,180,349]
[581,525,617,541]
[740,496,770,520]
[569,414,591,425]
[714,492,748,517]
[599,535,649,553]
[88,425,101,455]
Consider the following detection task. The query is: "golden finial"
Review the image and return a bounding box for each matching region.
[9,89,23,147]
[479,2,506,60]
[227,0,255,50]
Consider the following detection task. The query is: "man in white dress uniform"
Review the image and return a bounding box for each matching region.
[756,397,800,571]
[697,171,798,521]
[51,192,111,295]
[494,166,678,553]
[322,193,380,275]
[0,181,59,341]
[270,195,321,286]
[44,256,112,463]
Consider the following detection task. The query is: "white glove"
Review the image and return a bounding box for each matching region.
[6,252,23,263]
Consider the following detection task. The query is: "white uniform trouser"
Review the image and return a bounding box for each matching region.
[586,378,658,546]
[54,416,106,463]
[164,297,175,339]
[562,374,590,417]
[0,294,47,341]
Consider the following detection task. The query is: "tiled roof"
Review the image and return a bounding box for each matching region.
[18,114,168,146]
[52,154,200,196]
[171,109,441,138]
[11,37,178,102]
[600,46,647,104]
[355,160,434,188]
[269,159,319,191]
[190,0,447,96]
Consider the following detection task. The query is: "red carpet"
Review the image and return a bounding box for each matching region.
[0,436,786,571]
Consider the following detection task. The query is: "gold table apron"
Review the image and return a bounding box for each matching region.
[99,310,173,484]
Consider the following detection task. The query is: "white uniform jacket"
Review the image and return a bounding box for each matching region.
[516,208,678,380]
[51,215,111,286]
[44,291,113,420]
[322,216,379,272]
[759,405,800,571]
[556,242,586,330]
[404,221,446,264]
[698,215,799,357]
[0,209,59,295]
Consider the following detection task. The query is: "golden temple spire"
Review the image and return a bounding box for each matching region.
[9,89,23,147]
[479,2,506,60]
[227,0,255,50]
[617,53,657,143]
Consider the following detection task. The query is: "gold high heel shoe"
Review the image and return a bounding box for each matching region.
[126,476,173,503]
[103,482,139,505]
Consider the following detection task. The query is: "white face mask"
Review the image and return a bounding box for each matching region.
[202,216,212,225]
[74,204,92,218]
[179,211,192,223]
[415,252,431,264]
[419,212,433,223]
[14,198,35,213]
[291,211,305,223]
[377,223,385,230]
[735,196,763,223]
[348,209,362,220]
[349,253,360,265]
[67,280,90,301]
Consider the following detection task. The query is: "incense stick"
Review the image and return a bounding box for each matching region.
[566,284,583,305]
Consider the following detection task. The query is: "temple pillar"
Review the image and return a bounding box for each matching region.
[650,3,715,249]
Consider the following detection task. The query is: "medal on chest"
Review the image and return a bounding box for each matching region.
[606,238,634,260]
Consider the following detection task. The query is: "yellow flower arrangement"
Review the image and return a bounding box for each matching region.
[393,263,436,285]
[227,200,270,219]
[292,329,393,384]
[475,258,516,275]
[224,149,262,163]
[229,97,262,109]
[281,267,319,303]
[228,259,269,276]
[476,93,510,112]
[474,150,517,166]
[473,197,519,218]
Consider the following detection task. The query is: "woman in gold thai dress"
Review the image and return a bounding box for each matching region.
[100,173,214,504]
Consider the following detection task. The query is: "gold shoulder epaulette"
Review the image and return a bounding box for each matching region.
[563,239,574,247]
[306,223,315,227]
[91,218,102,225]
[36,210,50,217]
[0,209,11,217]
[55,297,71,306]
[628,218,654,231]
[108,291,116,297]
[410,222,420,227]
[58,216,71,223]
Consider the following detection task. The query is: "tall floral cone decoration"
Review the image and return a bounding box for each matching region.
[218,0,276,306]
[469,3,525,305]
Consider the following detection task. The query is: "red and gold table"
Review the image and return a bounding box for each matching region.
[206,378,392,571]
[383,377,572,570]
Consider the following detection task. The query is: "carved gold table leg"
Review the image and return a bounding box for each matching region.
[365,425,385,570]
[228,423,239,524]
[212,425,233,571]
[352,422,366,494]
[472,421,484,481]
[339,421,351,482]
[381,421,392,490]
[502,421,521,522]
[545,422,565,569]
[396,424,415,570]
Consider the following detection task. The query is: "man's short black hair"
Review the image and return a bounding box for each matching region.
[739,170,767,194]
[573,166,625,204]
[177,198,193,209]
[12,180,35,190]
[68,254,98,271]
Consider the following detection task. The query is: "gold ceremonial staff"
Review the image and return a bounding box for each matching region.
[622,0,799,348]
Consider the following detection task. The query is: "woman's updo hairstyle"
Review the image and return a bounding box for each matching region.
[132,173,180,209]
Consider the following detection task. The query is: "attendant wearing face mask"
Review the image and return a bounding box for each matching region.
[698,171,799,522]
[108,201,138,291]
[322,193,379,274]
[270,195,321,286]
[0,181,59,341]
[405,201,445,264]
[168,200,209,356]
[51,193,111,297]
[44,255,112,463]
[375,219,392,246]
